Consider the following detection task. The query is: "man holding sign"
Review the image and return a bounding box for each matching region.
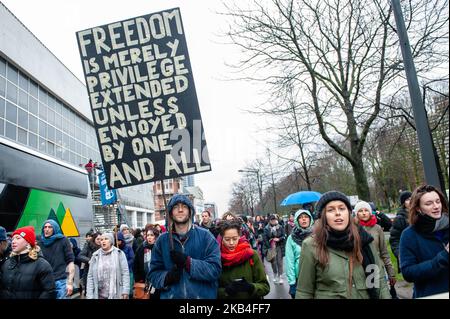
[147,194,221,299]
[76,7,211,190]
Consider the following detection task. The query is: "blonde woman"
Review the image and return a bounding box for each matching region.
[0,226,56,298]
[86,233,130,299]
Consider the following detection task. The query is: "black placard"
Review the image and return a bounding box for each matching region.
[76,8,211,189]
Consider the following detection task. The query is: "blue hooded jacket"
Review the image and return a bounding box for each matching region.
[400,224,449,298]
[117,232,134,272]
[148,194,221,299]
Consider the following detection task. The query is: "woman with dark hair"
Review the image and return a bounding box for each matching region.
[79,232,102,297]
[218,220,269,299]
[296,191,390,299]
[399,185,449,298]
[133,226,160,298]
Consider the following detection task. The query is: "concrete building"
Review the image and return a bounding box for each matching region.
[152,178,183,224]
[184,186,205,222]
[204,202,218,219]
[0,2,154,234]
[182,174,195,188]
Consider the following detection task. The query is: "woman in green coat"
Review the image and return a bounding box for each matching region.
[295,191,390,299]
[218,220,270,299]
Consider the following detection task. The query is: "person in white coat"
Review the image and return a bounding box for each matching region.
[86,233,130,299]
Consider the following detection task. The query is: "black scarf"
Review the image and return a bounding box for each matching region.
[326,227,354,251]
[143,241,154,250]
[326,226,378,299]
[291,226,313,246]
[415,213,449,234]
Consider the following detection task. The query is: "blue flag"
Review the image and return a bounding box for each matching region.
[98,170,117,205]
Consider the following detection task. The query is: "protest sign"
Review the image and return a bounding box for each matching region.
[76,8,211,189]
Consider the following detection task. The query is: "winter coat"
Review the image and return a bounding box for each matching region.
[296,236,391,299]
[0,252,56,299]
[39,236,74,281]
[86,246,130,299]
[284,210,314,285]
[134,243,152,283]
[389,207,409,259]
[399,224,449,298]
[375,212,392,232]
[117,232,134,272]
[218,251,269,299]
[148,226,221,299]
[361,224,396,278]
[263,222,286,257]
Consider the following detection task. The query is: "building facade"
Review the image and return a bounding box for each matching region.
[0,2,154,234]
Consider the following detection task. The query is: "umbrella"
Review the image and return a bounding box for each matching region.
[280,191,322,206]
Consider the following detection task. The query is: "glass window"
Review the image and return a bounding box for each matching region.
[29,133,37,149]
[6,82,17,104]
[55,100,63,115]
[69,151,76,164]
[76,140,82,155]
[38,86,47,104]
[47,109,55,126]
[5,102,17,123]
[5,121,16,140]
[18,90,28,110]
[39,120,46,138]
[0,118,4,136]
[29,97,38,115]
[18,108,28,129]
[29,115,38,133]
[63,148,69,162]
[55,129,62,146]
[56,145,63,159]
[7,64,18,84]
[18,128,27,144]
[0,77,5,97]
[18,72,28,91]
[47,125,55,142]
[39,137,46,152]
[62,132,69,148]
[39,103,47,121]
[29,80,38,98]
[0,57,6,76]
[0,97,5,118]
[48,95,56,110]
[70,136,75,151]
[55,113,62,130]
[47,141,55,156]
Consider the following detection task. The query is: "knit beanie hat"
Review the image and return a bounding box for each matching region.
[354,201,372,213]
[399,191,412,206]
[103,232,115,245]
[119,224,130,232]
[0,226,6,241]
[12,226,36,247]
[316,191,352,218]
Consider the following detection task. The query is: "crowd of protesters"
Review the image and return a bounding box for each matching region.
[0,184,448,299]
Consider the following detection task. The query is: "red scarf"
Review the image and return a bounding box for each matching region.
[221,237,254,267]
[359,214,377,227]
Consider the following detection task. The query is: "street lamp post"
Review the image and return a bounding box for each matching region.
[238,169,263,214]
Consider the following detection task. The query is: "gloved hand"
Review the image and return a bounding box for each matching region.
[225,278,254,296]
[170,250,188,269]
[164,266,181,286]
[289,284,297,298]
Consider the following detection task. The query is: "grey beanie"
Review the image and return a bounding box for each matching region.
[316,191,352,218]
[354,201,372,213]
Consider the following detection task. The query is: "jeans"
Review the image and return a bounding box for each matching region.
[55,279,68,299]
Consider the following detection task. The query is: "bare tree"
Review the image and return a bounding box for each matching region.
[222,0,448,200]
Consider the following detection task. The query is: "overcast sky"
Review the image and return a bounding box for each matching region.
[2,0,274,215]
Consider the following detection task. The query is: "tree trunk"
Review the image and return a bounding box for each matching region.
[351,157,371,201]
